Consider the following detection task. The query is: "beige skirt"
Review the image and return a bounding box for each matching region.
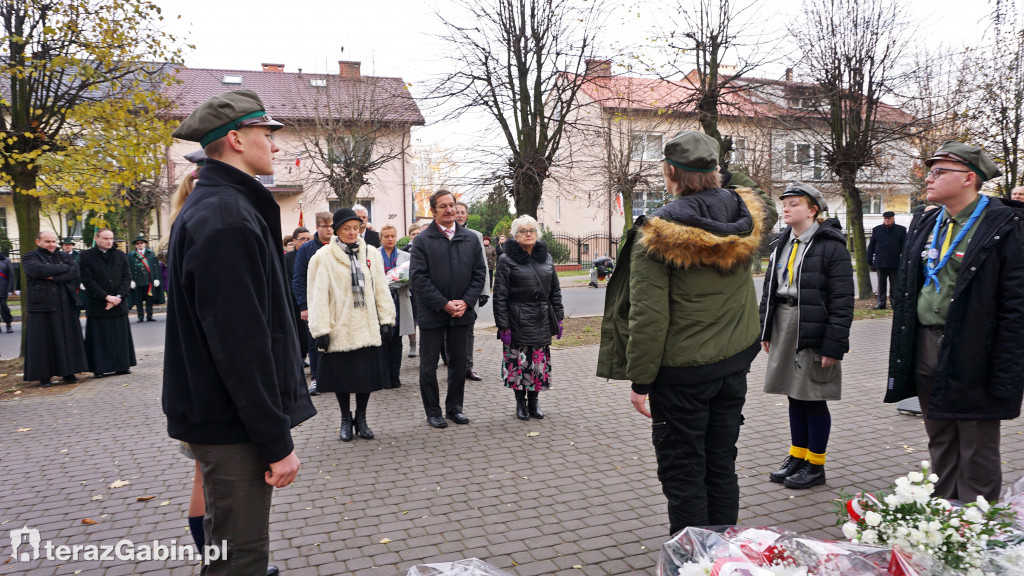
[763,303,842,401]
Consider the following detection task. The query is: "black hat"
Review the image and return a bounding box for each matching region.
[882,211,895,218]
[925,141,1001,182]
[133,235,147,245]
[663,130,720,173]
[780,181,829,214]
[172,90,284,148]
[332,208,361,233]
[60,237,74,245]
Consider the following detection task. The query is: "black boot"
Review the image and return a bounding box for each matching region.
[515,389,529,420]
[354,411,374,439]
[5,323,11,333]
[769,455,807,484]
[527,391,544,419]
[339,411,353,442]
[784,463,826,489]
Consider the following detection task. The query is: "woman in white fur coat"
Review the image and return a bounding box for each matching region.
[307,208,396,442]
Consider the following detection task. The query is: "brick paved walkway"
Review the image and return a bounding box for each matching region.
[3,318,1024,576]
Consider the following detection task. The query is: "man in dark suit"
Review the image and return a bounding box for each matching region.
[867,210,906,309]
[79,228,135,377]
[353,204,381,248]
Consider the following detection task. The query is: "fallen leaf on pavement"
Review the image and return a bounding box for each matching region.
[380,538,392,544]
[526,432,539,437]
[108,479,130,489]
[91,495,102,501]
[159,501,170,506]
[16,428,30,432]
[136,496,155,502]
[81,519,98,525]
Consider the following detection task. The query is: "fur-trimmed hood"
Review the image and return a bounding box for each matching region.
[638,186,765,272]
[502,239,549,265]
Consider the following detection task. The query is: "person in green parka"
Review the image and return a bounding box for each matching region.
[597,130,764,535]
[129,235,164,322]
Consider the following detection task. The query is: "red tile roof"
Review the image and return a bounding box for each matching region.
[165,67,425,126]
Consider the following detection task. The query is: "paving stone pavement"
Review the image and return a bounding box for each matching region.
[3,317,1024,576]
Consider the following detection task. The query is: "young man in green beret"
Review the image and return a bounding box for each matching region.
[162,90,316,575]
[886,141,1024,503]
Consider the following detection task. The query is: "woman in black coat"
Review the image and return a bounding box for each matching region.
[759,182,854,490]
[493,215,564,420]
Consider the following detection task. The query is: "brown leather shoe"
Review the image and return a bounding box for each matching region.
[466,370,482,381]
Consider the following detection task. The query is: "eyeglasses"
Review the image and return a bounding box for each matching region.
[516,228,537,236]
[926,167,971,180]
[316,224,332,229]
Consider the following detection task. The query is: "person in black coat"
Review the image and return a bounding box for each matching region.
[493,215,564,420]
[886,141,1024,503]
[22,231,88,386]
[163,90,315,575]
[292,211,333,395]
[0,251,14,332]
[410,189,487,428]
[79,228,135,377]
[866,210,907,309]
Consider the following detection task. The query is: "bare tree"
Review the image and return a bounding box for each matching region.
[289,69,422,207]
[792,0,917,300]
[433,0,605,217]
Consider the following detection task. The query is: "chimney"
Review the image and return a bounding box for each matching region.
[785,67,793,82]
[585,59,611,77]
[339,61,361,79]
[261,63,285,72]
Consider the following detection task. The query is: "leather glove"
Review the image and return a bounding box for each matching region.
[315,335,330,352]
[556,319,563,340]
[478,294,489,307]
[380,324,392,344]
[153,280,160,287]
[130,281,136,289]
[498,328,512,347]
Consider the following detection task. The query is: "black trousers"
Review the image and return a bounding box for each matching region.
[384,329,404,385]
[135,295,153,320]
[0,295,12,325]
[649,369,747,535]
[419,324,470,418]
[305,323,319,378]
[875,268,898,307]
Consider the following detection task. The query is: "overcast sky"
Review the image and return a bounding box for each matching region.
[152,0,992,191]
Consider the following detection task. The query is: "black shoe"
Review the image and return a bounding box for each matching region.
[147,317,156,322]
[427,416,448,428]
[466,370,482,382]
[516,399,530,420]
[62,375,79,384]
[872,304,886,310]
[354,412,374,439]
[527,393,544,419]
[339,411,353,442]
[784,463,826,489]
[93,373,107,379]
[38,380,52,388]
[267,566,279,576]
[407,351,418,358]
[447,411,470,425]
[137,318,145,323]
[5,324,11,333]
[769,456,807,484]
[114,370,131,375]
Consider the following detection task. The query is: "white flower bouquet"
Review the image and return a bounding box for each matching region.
[837,461,1018,575]
[659,525,891,576]
[386,260,410,289]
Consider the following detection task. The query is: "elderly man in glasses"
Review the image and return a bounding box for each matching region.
[886,141,1024,504]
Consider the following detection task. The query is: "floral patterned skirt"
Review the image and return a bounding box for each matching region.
[501,344,552,391]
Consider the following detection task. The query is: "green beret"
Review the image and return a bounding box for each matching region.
[925,141,1001,182]
[172,90,283,148]
[60,237,74,245]
[780,180,829,214]
[133,235,147,245]
[663,130,720,173]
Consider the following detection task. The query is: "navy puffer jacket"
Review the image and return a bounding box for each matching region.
[759,219,854,360]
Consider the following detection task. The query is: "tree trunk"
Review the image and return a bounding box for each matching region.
[620,188,634,236]
[839,174,872,300]
[513,176,543,218]
[12,165,41,358]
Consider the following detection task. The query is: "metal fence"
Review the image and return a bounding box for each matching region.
[546,232,622,268]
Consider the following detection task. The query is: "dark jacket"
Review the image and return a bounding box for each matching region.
[759,219,854,360]
[598,187,765,392]
[162,159,316,463]
[291,231,328,311]
[0,254,14,295]
[79,247,131,317]
[885,197,1024,420]
[409,221,487,329]
[493,240,564,347]
[129,247,165,304]
[867,223,907,269]
[22,247,79,312]
[363,228,381,248]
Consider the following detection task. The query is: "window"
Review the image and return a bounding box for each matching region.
[310,78,327,87]
[867,195,884,214]
[222,75,242,85]
[256,173,275,186]
[630,133,664,162]
[332,199,374,223]
[730,137,747,164]
[556,197,561,222]
[0,207,7,230]
[787,142,813,165]
[632,187,670,218]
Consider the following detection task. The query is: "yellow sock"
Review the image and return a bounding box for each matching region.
[789,446,807,459]
[806,451,826,465]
